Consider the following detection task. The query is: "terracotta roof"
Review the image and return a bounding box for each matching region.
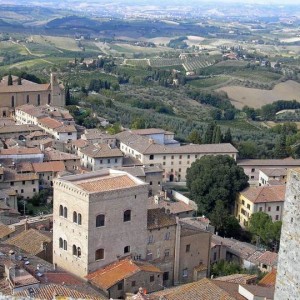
[80,143,123,158]
[32,161,65,173]
[0,224,15,239]
[0,147,42,156]
[180,222,207,237]
[214,274,257,284]
[44,148,79,161]
[26,131,49,139]
[240,185,286,204]
[38,117,62,129]
[259,168,287,177]
[151,278,241,300]
[6,228,52,255]
[77,174,137,193]
[86,258,161,290]
[55,124,77,133]
[0,124,43,134]
[148,198,195,215]
[3,169,38,182]
[131,128,167,135]
[116,131,238,155]
[15,284,106,300]
[71,138,90,148]
[16,162,34,173]
[147,208,177,230]
[258,269,277,287]
[256,251,278,267]
[237,159,300,167]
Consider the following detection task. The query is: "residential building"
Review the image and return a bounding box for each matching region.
[43,148,80,171]
[0,73,65,118]
[0,223,16,241]
[235,185,286,227]
[237,159,300,183]
[0,124,43,140]
[81,129,116,147]
[53,169,149,278]
[214,273,258,285]
[275,168,300,299]
[0,167,39,199]
[78,143,123,171]
[0,147,44,164]
[244,250,278,273]
[116,131,238,182]
[37,117,77,142]
[86,257,163,299]
[32,161,66,186]
[258,168,287,186]
[146,208,177,287]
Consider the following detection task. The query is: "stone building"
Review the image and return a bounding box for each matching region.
[275,168,300,299]
[0,73,65,117]
[53,169,149,278]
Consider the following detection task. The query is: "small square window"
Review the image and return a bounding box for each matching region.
[171,155,174,159]
[150,275,154,282]
[131,281,136,287]
[163,156,166,160]
[276,206,280,211]
[275,215,279,220]
[117,282,123,290]
[268,207,271,212]
[149,155,154,160]
[187,155,190,159]
[22,181,25,185]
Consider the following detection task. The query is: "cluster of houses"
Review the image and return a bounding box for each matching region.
[0,74,296,299]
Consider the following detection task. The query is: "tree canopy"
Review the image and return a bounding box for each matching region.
[186,155,249,214]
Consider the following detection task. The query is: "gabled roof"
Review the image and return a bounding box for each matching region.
[0,224,15,239]
[0,124,43,134]
[0,147,42,156]
[86,258,161,290]
[80,143,123,158]
[44,148,79,161]
[38,117,62,129]
[259,168,287,177]
[32,161,65,173]
[214,274,257,284]
[240,185,286,204]
[6,228,52,255]
[3,168,38,182]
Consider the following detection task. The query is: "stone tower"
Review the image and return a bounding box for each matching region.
[274,168,300,299]
[50,73,65,107]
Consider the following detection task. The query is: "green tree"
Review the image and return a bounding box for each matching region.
[211,260,243,277]
[274,134,288,158]
[131,117,146,129]
[7,74,13,86]
[17,76,22,85]
[213,126,222,144]
[238,141,257,159]
[247,212,282,250]
[223,128,232,144]
[107,123,122,135]
[188,130,202,144]
[204,123,215,144]
[186,155,249,214]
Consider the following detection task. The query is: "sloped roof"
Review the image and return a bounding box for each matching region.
[258,269,277,287]
[6,228,52,255]
[240,185,286,204]
[3,169,38,182]
[0,147,42,156]
[38,117,62,129]
[86,258,161,290]
[80,143,123,158]
[237,159,300,167]
[147,208,177,230]
[32,161,65,173]
[214,274,257,284]
[151,278,241,300]
[259,168,287,177]
[44,148,79,161]
[0,124,43,134]
[15,284,106,300]
[0,224,15,239]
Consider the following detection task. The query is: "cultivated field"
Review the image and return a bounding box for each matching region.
[218,80,300,109]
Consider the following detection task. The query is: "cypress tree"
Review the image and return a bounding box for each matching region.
[7,74,13,86]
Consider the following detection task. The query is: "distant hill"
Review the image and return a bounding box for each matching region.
[45,16,101,31]
[0,19,14,27]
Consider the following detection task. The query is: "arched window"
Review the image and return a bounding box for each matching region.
[37,94,40,106]
[123,210,131,222]
[11,96,15,108]
[96,214,105,227]
[73,211,77,223]
[59,238,63,249]
[63,240,67,250]
[78,213,82,225]
[95,248,104,260]
[26,95,30,104]
[77,247,81,258]
[59,205,63,216]
[63,207,68,218]
[124,246,130,254]
[73,244,77,256]
[48,93,51,104]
